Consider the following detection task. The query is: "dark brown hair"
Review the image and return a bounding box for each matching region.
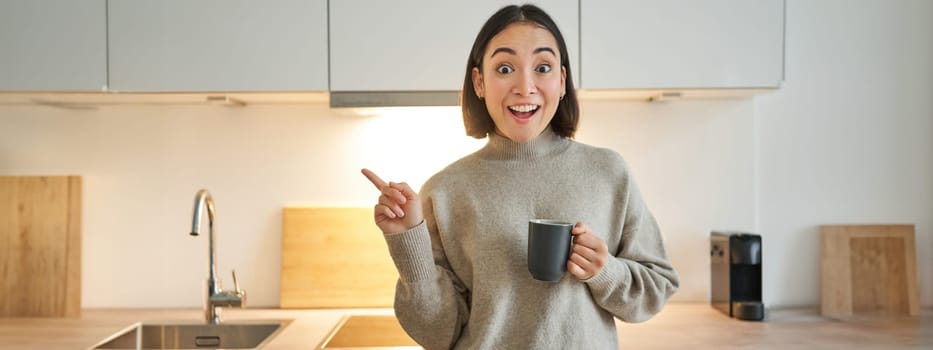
[462,4,579,139]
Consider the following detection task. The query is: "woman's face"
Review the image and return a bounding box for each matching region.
[472,22,566,143]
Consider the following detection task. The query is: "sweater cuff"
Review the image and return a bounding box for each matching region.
[584,256,631,292]
[383,221,436,282]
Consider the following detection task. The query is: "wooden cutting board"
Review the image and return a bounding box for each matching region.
[318,315,418,349]
[820,224,919,318]
[0,176,82,317]
[280,207,398,308]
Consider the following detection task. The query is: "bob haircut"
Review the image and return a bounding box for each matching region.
[462,4,579,139]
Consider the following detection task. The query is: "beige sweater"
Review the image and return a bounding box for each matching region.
[384,129,679,350]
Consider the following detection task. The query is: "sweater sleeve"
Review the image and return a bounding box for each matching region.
[583,170,680,323]
[382,195,470,350]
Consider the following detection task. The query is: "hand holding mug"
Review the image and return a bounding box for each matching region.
[361,168,423,234]
[568,222,609,280]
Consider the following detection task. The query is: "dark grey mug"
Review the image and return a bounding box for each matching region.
[528,219,574,282]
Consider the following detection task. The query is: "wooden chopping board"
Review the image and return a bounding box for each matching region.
[820,224,919,318]
[280,207,398,308]
[319,315,418,348]
[0,176,81,317]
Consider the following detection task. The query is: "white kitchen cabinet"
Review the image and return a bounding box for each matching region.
[0,0,107,91]
[581,0,784,90]
[107,0,328,92]
[328,1,579,95]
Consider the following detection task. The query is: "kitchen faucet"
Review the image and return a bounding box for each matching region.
[190,189,246,324]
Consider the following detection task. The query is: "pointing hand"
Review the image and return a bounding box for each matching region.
[361,168,424,234]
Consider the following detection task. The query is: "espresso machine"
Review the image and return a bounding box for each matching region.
[710,231,764,321]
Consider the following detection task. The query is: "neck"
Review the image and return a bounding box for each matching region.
[479,128,569,161]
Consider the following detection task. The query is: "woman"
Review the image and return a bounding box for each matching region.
[362,4,678,349]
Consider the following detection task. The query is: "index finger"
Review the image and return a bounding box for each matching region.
[361,168,388,189]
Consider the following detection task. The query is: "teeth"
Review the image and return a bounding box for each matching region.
[509,105,538,113]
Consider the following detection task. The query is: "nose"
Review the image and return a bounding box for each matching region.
[512,71,537,96]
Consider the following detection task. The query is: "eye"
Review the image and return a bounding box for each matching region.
[496,65,514,74]
[536,64,552,73]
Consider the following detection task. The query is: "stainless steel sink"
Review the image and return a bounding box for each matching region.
[89,319,292,349]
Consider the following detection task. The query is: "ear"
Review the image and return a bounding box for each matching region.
[472,67,485,99]
[560,65,567,97]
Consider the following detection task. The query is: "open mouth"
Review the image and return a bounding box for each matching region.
[508,104,539,121]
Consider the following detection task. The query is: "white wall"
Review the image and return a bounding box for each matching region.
[755,0,933,307]
[0,0,930,309]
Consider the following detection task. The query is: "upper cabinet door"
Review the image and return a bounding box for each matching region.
[0,0,107,91]
[329,1,579,92]
[581,0,785,90]
[108,0,328,92]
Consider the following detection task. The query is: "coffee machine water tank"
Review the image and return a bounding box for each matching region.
[710,231,765,321]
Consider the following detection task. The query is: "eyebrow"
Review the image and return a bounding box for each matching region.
[490,46,557,58]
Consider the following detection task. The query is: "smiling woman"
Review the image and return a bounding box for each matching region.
[469,22,566,143]
[461,6,579,143]
[360,4,678,350]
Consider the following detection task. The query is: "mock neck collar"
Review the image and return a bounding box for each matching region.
[477,128,570,161]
